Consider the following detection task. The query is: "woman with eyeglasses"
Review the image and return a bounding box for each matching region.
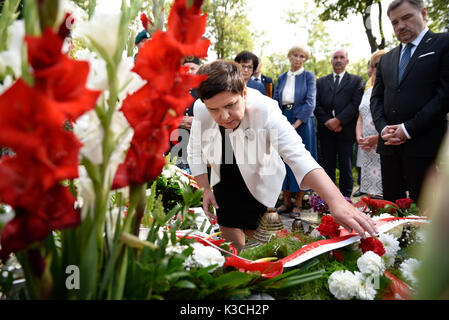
[234,51,266,95]
[355,50,387,199]
[273,45,318,218]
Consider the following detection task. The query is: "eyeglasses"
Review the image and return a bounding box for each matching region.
[240,64,253,71]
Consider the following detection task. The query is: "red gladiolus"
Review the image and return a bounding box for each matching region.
[26,28,101,122]
[359,237,386,256]
[112,124,169,189]
[0,185,80,262]
[114,0,209,189]
[395,198,413,210]
[317,215,341,238]
[0,20,97,262]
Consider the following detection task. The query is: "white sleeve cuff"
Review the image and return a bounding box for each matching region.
[401,123,411,139]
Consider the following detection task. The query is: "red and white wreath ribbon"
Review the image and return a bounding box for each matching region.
[176,216,429,278]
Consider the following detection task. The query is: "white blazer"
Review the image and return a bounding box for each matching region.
[187,88,321,208]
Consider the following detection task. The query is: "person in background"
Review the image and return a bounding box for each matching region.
[371,0,449,202]
[356,50,387,199]
[314,49,364,198]
[187,60,378,252]
[353,61,375,198]
[135,29,149,49]
[273,45,318,218]
[251,59,273,98]
[171,56,201,172]
[234,51,266,95]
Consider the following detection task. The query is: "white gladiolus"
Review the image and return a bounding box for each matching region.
[76,166,95,220]
[399,258,421,287]
[328,270,359,300]
[0,75,14,95]
[73,110,104,164]
[357,251,385,278]
[379,233,401,268]
[117,56,146,101]
[0,20,25,78]
[74,12,121,59]
[76,49,108,91]
[183,242,225,271]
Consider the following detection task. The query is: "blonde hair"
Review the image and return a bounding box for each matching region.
[365,49,388,91]
[369,49,387,68]
[287,45,310,60]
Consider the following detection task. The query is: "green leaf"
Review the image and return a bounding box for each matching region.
[175,280,196,289]
[215,271,254,289]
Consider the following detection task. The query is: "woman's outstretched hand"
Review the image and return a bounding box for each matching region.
[330,199,378,238]
[302,168,379,239]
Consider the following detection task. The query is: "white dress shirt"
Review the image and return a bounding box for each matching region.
[282,67,304,105]
[332,71,346,86]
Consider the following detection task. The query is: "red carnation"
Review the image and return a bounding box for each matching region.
[395,198,413,210]
[359,237,386,256]
[317,215,340,238]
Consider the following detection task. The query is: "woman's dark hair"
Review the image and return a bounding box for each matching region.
[196,60,245,101]
[387,0,424,17]
[234,51,259,74]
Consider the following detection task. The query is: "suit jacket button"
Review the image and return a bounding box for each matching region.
[397,89,401,93]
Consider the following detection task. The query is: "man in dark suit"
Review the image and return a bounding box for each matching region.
[371,0,449,202]
[314,49,364,197]
[251,61,273,97]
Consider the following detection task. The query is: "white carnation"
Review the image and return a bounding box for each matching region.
[165,243,188,255]
[354,272,378,300]
[399,258,421,287]
[328,270,359,300]
[183,242,225,272]
[379,233,400,268]
[309,227,324,239]
[357,251,385,278]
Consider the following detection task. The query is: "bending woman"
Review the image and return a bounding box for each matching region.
[187,60,377,252]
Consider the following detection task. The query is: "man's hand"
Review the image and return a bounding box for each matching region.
[382,125,407,146]
[325,118,342,132]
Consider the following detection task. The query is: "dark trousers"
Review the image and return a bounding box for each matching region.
[319,137,354,197]
[380,151,435,202]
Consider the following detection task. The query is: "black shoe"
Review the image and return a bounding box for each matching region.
[352,189,366,197]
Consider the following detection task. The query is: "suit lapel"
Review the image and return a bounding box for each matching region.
[391,45,401,86]
[399,30,435,86]
[327,75,334,93]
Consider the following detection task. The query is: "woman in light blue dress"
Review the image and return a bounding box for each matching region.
[274,46,317,218]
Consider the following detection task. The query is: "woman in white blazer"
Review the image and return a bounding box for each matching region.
[187,60,377,252]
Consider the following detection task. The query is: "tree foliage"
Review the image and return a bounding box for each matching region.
[312,0,386,53]
[426,0,449,32]
[202,0,254,60]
